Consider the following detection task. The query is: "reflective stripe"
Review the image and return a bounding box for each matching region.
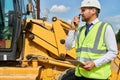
[93,22,105,49]
[77,27,84,44]
[77,57,110,64]
[76,22,107,54]
[76,57,95,62]
[76,47,107,53]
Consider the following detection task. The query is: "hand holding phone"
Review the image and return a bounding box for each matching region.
[70,14,80,30]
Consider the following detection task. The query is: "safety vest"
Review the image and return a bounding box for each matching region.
[75,22,111,79]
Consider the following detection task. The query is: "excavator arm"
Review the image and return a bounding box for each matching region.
[23,17,76,61]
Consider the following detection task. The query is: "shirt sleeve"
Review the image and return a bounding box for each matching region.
[94,25,118,67]
[65,30,76,50]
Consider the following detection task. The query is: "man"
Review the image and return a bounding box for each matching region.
[65,0,118,80]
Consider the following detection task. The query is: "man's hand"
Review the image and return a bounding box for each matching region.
[71,16,80,30]
[82,61,95,71]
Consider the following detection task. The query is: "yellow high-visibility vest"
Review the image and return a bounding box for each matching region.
[75,22,111,79]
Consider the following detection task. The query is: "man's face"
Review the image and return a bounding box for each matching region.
[80,7,95,22]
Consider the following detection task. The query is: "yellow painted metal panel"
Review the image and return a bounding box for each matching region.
[32,35,59,56]
[23,37,51,60]
[0,67,40,80]
[0,67,39,74]
[53,20,67,58]
[66,48,76,59]
[26,19,57,47]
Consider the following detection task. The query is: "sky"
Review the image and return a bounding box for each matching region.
[40,0,120,33]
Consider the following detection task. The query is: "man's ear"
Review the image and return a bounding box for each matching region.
[92,8,96,14]
[91,8,96,16]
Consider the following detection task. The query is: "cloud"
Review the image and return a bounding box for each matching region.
[103,15,120,33]
[50,5,70,13]
[103,15,120,23]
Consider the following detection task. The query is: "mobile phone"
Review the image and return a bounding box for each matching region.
[74,14,81,26]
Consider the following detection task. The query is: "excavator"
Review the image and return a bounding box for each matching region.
[0,0,119,80]
[0,0,76,80]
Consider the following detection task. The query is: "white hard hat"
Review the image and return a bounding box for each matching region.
[80,0,101,10]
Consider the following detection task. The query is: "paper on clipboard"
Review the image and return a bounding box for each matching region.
[66,59,85,66]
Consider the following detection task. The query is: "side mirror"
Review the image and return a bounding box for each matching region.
[26,4,32,15]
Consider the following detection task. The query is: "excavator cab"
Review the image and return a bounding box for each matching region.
[0,0,22,60]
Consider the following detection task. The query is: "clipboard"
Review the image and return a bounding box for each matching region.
[66,59,85,66]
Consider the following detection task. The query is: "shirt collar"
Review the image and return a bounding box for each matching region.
[87,18,99,29]
[91,18,99,25]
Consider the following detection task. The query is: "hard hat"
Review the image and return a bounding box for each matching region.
[80,0,101,10]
